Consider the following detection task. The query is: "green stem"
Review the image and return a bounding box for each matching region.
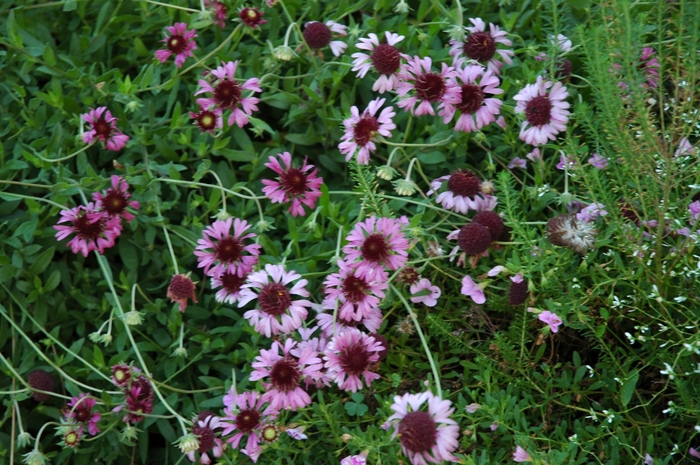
[0,192,68,211]
[33,142,94,163]
[380,136,453,148]
[143,0,199,12]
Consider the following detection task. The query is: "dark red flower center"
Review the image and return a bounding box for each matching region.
[361,233,390,263]
[457,83,485,114]
[194,110,217,131]
[414,73,446,102]
[168,274,196,300]
[525,95,552,127]
[447,170,481,197]
[338,342,371,376]
[193,425,215,452]
[270,357,301,392]
[304,22,332,49]
[167,34,187,55]
[463,31,496,63]
[398,411,438,454]
[221,271,246,293]
[235,408,261,433]
[371,44,401,74]
[102,190,128,216]
[132,377,153,402]
[353,116,380,147]
[342,274,370,303]
[214,236,244,264]
[258,283,292,316]
[73,405,91,423]
[280,167,308,197]
[93,118,112,138]
[213,80,242,110]
[556,59,572,80]
[73,212,106,240]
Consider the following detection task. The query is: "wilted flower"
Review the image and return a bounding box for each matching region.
[587,153,608,169]
[167,274,198,312]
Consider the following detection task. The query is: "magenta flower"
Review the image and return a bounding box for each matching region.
[210,269,248,305]
[92,175,140,222]
[54,203,122,257]
[342,215,409,279]
[261,152,323,217]
[639,47,661,88]
[514,76,570,146]
[238,264,312,338]
[65,394,101,436]
[339,97,396,165]
[322,259,388,322]
[449,18,514,74]
[351,32,405,93]
[388,391,460,465]
[440,63,503,132]
[303,20,348,56]
[239,6,266,29]
[538,310,563,333]
[204,0,228,28]
[427,170,497,214]
[293,326,332,388]
[190,105,223,133]
[221,390,278,461]
[155,22,197,68]
[316,306,383,337]
[194,218,262,279]
[461,275,485,304]
[324,328,384,392]
[81,107,129,151]
[110,364,133,388]
[249,338,323,411]
[396,56,460,116]
[195,61,261,128]
[113,376,154,424]
[409,278,441,307]
[513,446,532,462]
[187,415,224,464]
[587,153,608,169]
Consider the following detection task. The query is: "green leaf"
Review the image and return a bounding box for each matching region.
[417,151,446,164]
[0,265,18,283]
[28,247,55,275]
[620,371,639,406]
[43,44,56,66]
[284,133,315,146]
[63,0,77,11]
[93,345,105,368]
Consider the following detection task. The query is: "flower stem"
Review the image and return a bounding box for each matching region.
[34,142,94,163]
[142,0,199,12]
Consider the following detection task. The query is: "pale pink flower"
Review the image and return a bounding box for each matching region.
[322,259,388,322]
[409,278,441,307]
[324,328,384,392]
[195,61,261,128]
[556,153,576,170]
[81,107,129,151]
[538,310,563,333]
[428,170,497,215]
[338,97,396,165]
[461,275,485,304]
[465,403,482,413]
[342,215,409,279]
[550,34,572,52]
[514,76,570,146]
[261,152,323,217]
[440,62,503,132]
[303,20,348,56]
[674,137,696,157]
[186,415,224,464]
[396,56,461,116]
[221,390,278,461]
[689,200,700,220]
[526,148,542,163]
[388,391,460,465]
[155,22,197,68]
[588,153,608,169]
[249,338,323,411]
[341,452,368,465]
[639,47,660,88]
[576,203,608,223]
[54,203,122,257]
[239,264,312,337]
[449,18,514,74]
[316,306,383,337]
[210,269,247,305]
[194,218,262,279]
[513,446,532,462]
[509,157,527,169]
[351,32,405,93]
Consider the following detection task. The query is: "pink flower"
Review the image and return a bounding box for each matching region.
[249,338,323,411]
[428,170,497,215]
[409,278,441,307]
[461,275,485,304]
[556,153,575,170]
[639,47,660,88]
[92,175,140,222]
[396,56,460,116]
[194,218,262,279]
[322,259,388,322]
[388,391,460,465]
[508,157,527,169]
[316,306,383,337]
[65,394,101,436]
[186,415,224,464]
[526,148,542,163]
[195,61,261,128]
[339,97,396,165]
[81,107,129,151]
[341,452,368,465]
[204,0,227,28]
[689,200,700,220]
[303,20,348,56]
[54,203,122,257]
[689,447,700,459]
[449,18,514,74]
[465,403,482,413]
[440,63,503,132]
[210,269,248,305]
[576,203,608,223]
[351,32,406,93]
[239,7,266,29]
[155,22,197,68]
[588,153,608,169]
[342,215,409,279]
[513,446,532,462]
[221,390,278,461]
[261,152,323,217]
[239,264,312,337]
[113,376,154,424]
[514,76,570,146]
[675,137,696,157]
[538,310,563,333]
[190,105,223,133]
[324,328,384,392]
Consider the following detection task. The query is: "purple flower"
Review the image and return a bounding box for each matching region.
[409,278,441,307]
[194,218,262,279]
[526,148,542,163]
[449,17,514,74]
[639,47,660,88]
[428,170,497,215]
[513,446,532,462]
[338,97,396,165]
[155,22,197,68]
[556,154,575,170]
[81,107,129,151]
[440,62,504,132]
[538,310,563,333]
[351,32,405,93]
[576,203,608,223]
[194,61,261,128]
[341,453,367,465]
[396,56,461,116]
[465,403,482,413]
[261,152,323,217]
[689,200,700,220]
[54,203,122,257]
[342,215,409,280]
[675,137,696,157]
[324,328,384,392]
[588,153,608,169]
[513,76,570,146]
[461,275,485,304]
[508,157,528,169]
